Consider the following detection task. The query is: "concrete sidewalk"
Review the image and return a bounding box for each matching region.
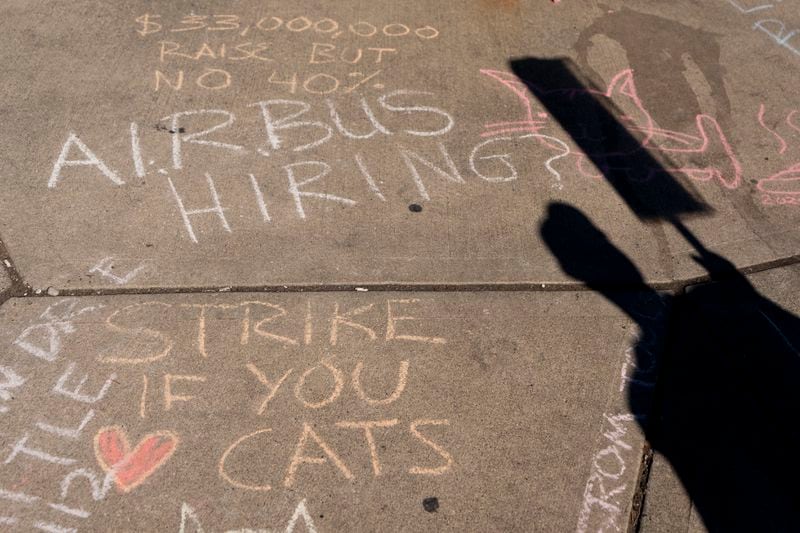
[0,291,658,531]
[0,1,798,531]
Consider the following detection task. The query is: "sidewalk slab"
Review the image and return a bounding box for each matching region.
[0,1,798,290]
[0,290,662,531]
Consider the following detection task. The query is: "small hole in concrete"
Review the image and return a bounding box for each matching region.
[409,203,423,213]
[422,497,439,512]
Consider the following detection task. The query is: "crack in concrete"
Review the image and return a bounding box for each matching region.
[629,443,654,533]
[0,235,32,303]
[0,250,794,302]
[0,224,796,302]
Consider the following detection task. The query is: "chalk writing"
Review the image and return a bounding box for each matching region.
[726,0,799,58]
[0,289,668,530]
[163,374,206,410]
[0,485,94,533]
[14,300,104,362]
[752,103,800,205]
[0,305,126,531]
[574,297,665,531]
[100,301,175,364]
[727,0,783,14]
[4,434,77,467]
[136,13,438,40]
[283,422,354,487]
[0,295,458,529]
[178,499,319,533]
[98,298,445,366]
[49,55,790,240]
[762,192,800,205]
[47,91,514,240]
[576,413,639,533]
[754,19,800,57]
[135,11,439,93]
[89,257,147,285]
[37,410,95,440]
[759,163,800,196]
[53,362,116,404]
[0,365,25,414]
[217,417,453,492]
[481,67,743,190]
[757,103,789,155]
[48,134,123,189]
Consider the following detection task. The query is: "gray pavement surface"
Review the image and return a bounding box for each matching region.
[0,292,653,531]
[0,0,798,531]
[0,1,798,290]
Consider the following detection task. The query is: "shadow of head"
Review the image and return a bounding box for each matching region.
[540,202,645,287]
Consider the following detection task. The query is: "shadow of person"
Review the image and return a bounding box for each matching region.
[541,202,800,532]
[540,202,665,425]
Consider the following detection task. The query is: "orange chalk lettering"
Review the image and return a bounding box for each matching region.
[310,42,336,64]
[351,360,409,406]
[408,419,453,475]
[154,69,184,91]
[242,302,298,346]
[330,302,376,345]
[100,302,174,364]
[218,429,273,491]
[294,360,343,409]
[284,423,353,487]
[386,299,446,344]
[163,374,206,410]
[335,419,398,476]
[246,363,293,415]
[159,41,194,62]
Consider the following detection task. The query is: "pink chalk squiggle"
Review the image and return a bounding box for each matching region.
[479,68,743,190]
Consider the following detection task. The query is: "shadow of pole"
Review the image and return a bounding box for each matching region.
[513,57,800,531]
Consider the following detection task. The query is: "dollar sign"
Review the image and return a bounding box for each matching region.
[135,14,162,37]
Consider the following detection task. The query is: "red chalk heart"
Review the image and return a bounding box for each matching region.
[94,426,178,493]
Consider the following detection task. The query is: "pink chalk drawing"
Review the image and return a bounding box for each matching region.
[480,69,550,137]
[758,163,800,196]
[787,110,800,136]
[757,103,788,155]
[479,68,743,190]
[753,105,800,205]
